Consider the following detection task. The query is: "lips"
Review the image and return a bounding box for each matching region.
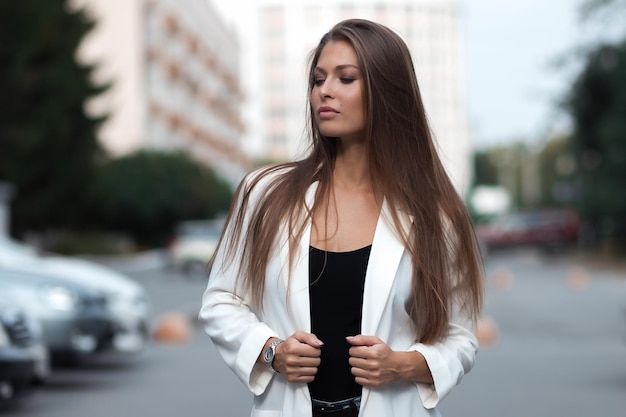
[318,106,338,119]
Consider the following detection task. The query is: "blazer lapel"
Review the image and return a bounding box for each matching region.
[360,200,407,335]
[279,186,407,336]
[359,201,408,415]
[280,181,318,332]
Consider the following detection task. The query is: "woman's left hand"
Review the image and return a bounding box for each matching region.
[346,335,432,387]
[346,335,398,387]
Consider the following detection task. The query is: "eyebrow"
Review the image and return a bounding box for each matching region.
[314,64,360,75]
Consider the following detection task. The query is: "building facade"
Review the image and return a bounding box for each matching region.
[71,0,249,186]
[217,0,472,193]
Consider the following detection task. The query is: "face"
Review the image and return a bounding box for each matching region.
[311,40,366,142]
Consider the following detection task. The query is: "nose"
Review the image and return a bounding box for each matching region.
[319,80,333,99]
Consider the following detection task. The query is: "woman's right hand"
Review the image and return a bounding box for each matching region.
[272,331,323,383]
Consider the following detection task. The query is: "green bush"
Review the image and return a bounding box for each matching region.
[92,150,234,247]
[46,232,135,255]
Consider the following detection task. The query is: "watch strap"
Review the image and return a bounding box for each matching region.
[264,338,284,372]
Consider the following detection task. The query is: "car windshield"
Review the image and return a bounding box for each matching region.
[174,220,223,240]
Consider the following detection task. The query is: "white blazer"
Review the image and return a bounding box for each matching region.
[199,173,478,417]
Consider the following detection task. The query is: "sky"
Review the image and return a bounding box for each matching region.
[211,0,615,149]
[461,0,585,148]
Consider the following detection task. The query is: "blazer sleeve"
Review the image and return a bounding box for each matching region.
[409,218,481,409]
[410,306,478,409]
[198,171,280,396]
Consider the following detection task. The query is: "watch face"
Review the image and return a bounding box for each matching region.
[263,346,273,363]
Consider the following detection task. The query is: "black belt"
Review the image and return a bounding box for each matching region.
[312,396,361,413]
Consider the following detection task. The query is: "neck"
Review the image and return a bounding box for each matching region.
[333,156,371,191]
[332,139,371,188]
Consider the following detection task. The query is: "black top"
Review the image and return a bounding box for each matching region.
[308,245,372,402]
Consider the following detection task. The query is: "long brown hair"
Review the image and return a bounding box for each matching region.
[214,19,483,344]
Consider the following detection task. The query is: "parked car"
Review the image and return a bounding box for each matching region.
[0,269,115,362]
[0,238,150,353]
[476,209,580,254]
[0,296,49,401]
[167,220,223,276]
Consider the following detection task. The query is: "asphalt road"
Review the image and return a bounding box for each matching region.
[2,249,625,417]
[441,249,626,417]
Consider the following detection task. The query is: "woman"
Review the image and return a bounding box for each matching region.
[199,19,484,417]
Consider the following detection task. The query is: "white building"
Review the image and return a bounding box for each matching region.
[214,0,473,194]
[71,0,249,186]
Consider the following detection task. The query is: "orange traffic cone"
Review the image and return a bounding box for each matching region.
[153,312,192,345]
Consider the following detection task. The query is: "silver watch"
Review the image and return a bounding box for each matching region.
[263,338,284,372]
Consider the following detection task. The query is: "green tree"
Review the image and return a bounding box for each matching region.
[580,0,626,25]
[538,136,577,208]
[94,151,233,247]
[567,40,626,242]
[472,150,499,186]
[0,0,107,237]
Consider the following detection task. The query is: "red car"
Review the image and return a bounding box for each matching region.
[476,209,580,253]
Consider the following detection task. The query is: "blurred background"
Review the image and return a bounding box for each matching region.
[1,0,625,416]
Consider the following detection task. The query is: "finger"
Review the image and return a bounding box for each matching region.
[350,366,374,386]
[293,331,324,347]
[284,364,319,376]
[284,354,321,368]
[355,375,381,388]
[346,334,380,346]
[282,340,322,358]
[348,356,357,367]
[348,345,365,358]
[283,366,319,383]
[351,367,385,388]
[350,364,368,378]
[348,345,375,361]
[348,356,372,370]
[285,373,318,384]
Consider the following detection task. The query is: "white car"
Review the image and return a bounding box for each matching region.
[0,238,150,353]
[0,294,50,398]
[1,270,114,361]
[167,220,223,276]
